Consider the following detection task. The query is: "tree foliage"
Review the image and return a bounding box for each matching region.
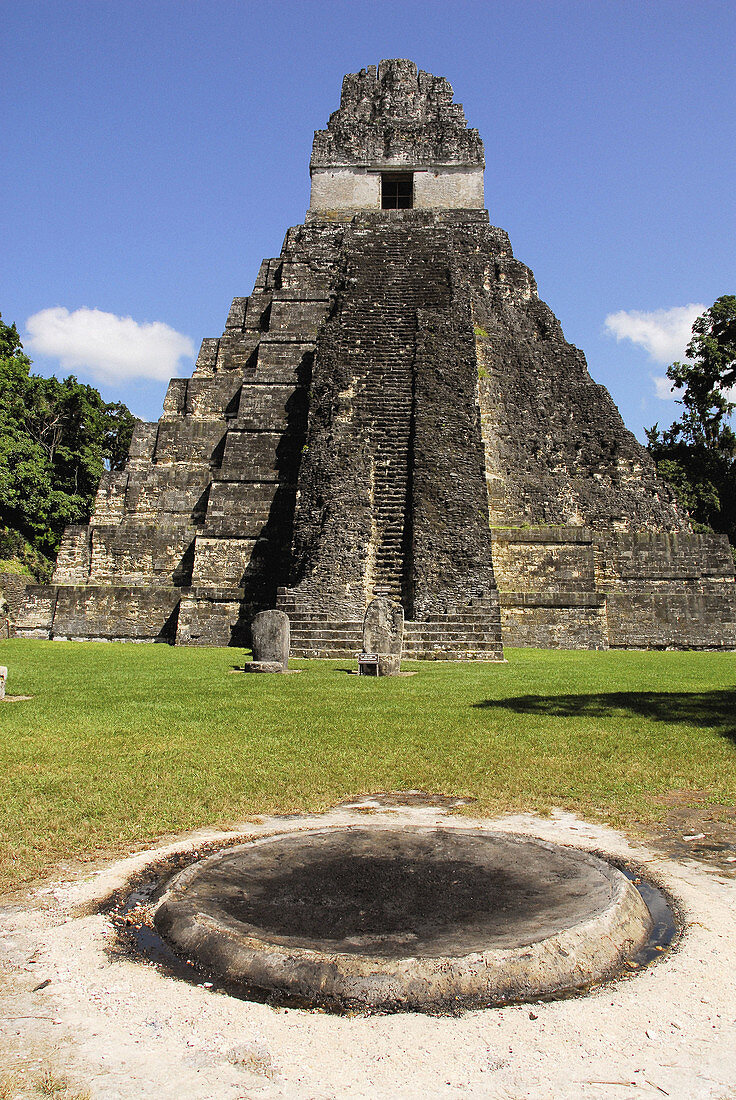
[0,313,138,570]
[647,296,736,551]
[664,295,736,451]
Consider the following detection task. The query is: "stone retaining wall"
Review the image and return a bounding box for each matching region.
[0,572,29,638]
[493,527,736,649]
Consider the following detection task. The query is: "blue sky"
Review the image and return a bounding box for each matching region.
[3,0,734,440]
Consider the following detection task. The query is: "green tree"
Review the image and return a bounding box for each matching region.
[0,313,138,572]
[647,296,736,551]
[664,295,736,451]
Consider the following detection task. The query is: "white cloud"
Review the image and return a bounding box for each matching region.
[25,307,195,385]
[604,303,705,365]
[652,375,676,400]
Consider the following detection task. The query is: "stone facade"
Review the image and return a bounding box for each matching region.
[309,60,485,215]
[0,572,28,638]
[16,60,736,653]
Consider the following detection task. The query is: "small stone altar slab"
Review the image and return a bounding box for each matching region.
[246,611,290,673]
[360,598,403,676]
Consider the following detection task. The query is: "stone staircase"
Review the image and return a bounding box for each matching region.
[278,590,502,661]
[341,225,450,603]
[276,591,363,658]
[277,218,504,662]
[403,607,503,660]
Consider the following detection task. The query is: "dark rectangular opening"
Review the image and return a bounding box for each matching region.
[381,172,413,209]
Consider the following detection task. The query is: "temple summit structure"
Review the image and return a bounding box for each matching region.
[18,60,736,654]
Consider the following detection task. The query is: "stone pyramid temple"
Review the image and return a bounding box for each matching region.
[18,60,736,654]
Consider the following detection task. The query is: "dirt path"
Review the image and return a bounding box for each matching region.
[1,804,735,1099]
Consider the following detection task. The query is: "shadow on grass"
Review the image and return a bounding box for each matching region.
[473,690,736,745]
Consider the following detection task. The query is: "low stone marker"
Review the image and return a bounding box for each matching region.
[247,610,290,673]
[0,666,7,700]
[360,597,403,676]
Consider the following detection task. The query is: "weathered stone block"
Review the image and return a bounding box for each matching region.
[225,297,247,331]
[254,341,315,384]
[500,599,609,650]
[87,524,196,585]
[0,573,28,637]
[52,526,92,583]
[152,422,226,464]
[231,384,298,432]
[176,592,246,647]
[127,423,158,463]
[203,481,281,536]
[219,430,284,481]
[193,338,220,375]
[90,473,129,525]
[15,585,181,642]
[191,537,259,587]
[250,610,290,670]
[14,585,57,639]
[269,298,329,340]
[216,334,260,373]
[362,597,404,675]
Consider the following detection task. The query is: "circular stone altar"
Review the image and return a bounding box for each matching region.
[153,826,652,1012]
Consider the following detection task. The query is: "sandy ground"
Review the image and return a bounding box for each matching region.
[1,801,736,1100]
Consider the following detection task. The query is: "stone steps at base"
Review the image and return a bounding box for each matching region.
[402,651,504,662]
[404,636,502,648]
[289,646,503,662]
[289,647,362,660]
[285,609,503,659]
[289,629,364,643]
[404,641,502,652]
[283,615,364,627]
[408,624,501,635]
[278,607,498,624]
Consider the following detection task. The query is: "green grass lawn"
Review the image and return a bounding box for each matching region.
[0,639,734,894]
